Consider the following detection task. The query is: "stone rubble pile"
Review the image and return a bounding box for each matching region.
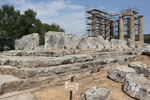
[108,62,150,100]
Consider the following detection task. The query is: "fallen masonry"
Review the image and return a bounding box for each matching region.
[128,62,149,76]
[108,66,136,83]
[80,86,110,100]
[123,74,150,100]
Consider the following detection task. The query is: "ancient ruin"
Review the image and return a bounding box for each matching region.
[86,8,144,46]
[0,8,149,100]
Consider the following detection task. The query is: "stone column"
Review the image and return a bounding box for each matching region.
[127,18,130,38]
[105,19,110,40]
[98,18,103,36]
[119,16,124,40]
[138,15,144,46]
[110,20,114,39]
[129,15,135,40]
[92,16,97,37]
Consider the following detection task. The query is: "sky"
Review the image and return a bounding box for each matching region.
[0,0,150,34]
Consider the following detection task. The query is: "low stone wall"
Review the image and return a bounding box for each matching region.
[15,31,141,51]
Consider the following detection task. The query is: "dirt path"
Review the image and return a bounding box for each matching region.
[32,55,150,100]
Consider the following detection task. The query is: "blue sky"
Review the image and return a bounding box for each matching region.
[0,0,149,34]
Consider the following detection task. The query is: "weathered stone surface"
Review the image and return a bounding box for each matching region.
[0,55,136,78]
[44,31,66,50]
[87,37,101,50]
[123,74,150,100]
[0,75,21,95]
[0,54,93,68]
[142,45,150,55]
[108,66,136,82]
[127,39,135,48]
[81,86,110,100]
[110,39,128,50]
[103,40,111,49]
[135,41,141,48]
[15,33,39,50]
[128,62,149,76]
[0,92,34,100]
[3,50,74,57]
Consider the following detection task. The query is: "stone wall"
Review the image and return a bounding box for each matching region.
[15,31,141,51]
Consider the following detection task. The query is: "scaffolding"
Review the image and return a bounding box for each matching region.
[85,6,140,41]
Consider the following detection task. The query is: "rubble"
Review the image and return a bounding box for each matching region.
[108,66,136,82]
[81,86,110,100]
[128,62,149,76]
[123,74,150,100]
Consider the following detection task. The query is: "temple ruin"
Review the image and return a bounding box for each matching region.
[0,7,150,100]
[86,8,144,46]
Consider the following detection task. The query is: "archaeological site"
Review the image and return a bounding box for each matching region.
[0,7,150,100]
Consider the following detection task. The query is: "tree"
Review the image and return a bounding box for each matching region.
[0,5,21,51]
[0,5,65,51]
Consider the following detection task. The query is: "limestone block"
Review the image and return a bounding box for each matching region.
[0,75,21,95]
[15,33,39,50]
[44,31,66,50]
[77,34,89,50]
[123,74,150,100]
[81,86,110,100]
[127,39,135,48]
[103,40,111,49]
[87,37,100,50]
[128,62,149,76]
[110,39,118,49]
[110,39,128,50]
[142,45,150,55]
[97,36,105,50]
[65,34,78,49]
[108,66,136,82]
[135,41,141,48]
[2,92,34,100]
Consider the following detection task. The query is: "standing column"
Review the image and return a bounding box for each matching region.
[98,18,103,36]
[129,15,135,40]
[127,18,130,38]
[110,20,114,39]
[138,15,144,46]
[92,16,97,37]
[119,16,124,40]
[105,19,110,40]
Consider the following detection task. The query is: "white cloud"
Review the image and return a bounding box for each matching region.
[0,0,85,34]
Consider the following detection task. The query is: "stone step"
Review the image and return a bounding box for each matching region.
[0,51,137,68]
[0,54,94,68]
[0,75,22,95]
[0,68,92,95]
[0,55,136,79]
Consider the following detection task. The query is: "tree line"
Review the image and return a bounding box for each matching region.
[0,5,65,51]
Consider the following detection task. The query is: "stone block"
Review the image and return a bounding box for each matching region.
[44,31,66,50]
[15,33,39,50]
[127,39,135,48]
[123,74,150,100]
[128,62,149,76]
[81,86,110,100]
[108,66,136,82]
